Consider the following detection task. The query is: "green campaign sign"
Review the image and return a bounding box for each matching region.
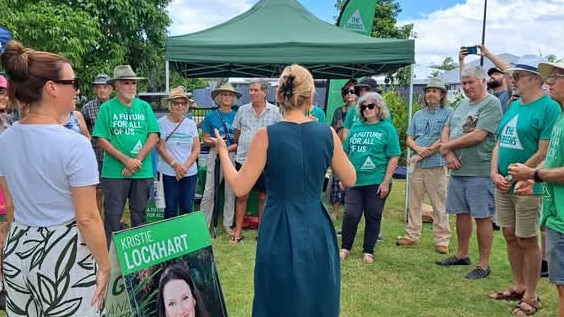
[114,212,211,275]
[105,212,228,317]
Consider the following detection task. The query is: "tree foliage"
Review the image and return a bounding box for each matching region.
[0,0,172,97]
[428,57,456,78]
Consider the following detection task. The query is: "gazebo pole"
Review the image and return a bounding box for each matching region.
[404,64,415,222]
[165,61,170,93]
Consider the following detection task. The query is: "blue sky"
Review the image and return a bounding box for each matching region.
[167,0,564,78]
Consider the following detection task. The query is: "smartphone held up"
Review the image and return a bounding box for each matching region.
[463,45,479,55]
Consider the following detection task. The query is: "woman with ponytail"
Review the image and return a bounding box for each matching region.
[0,41,109,316]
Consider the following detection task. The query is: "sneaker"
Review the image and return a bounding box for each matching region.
[435,256,471,266]
[465,265,491,279]
[540,260,549,278]
[396,237,417,246]
[435,245,449,254]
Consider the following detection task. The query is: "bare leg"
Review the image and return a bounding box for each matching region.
[232,195,249,239]
[518,236,541,303]
[96,188,104,214]
[503,227,525,292]
[558,285,564,317]
[455,214,473,258]
[475,217,493,268]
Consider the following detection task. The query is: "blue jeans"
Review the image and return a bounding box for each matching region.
[162,174,198,219]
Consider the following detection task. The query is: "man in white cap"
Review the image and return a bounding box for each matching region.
[436,66,502,279]
[396,78,452,254]
[81,73,113,214]
[488,56,559,315]
[92,65,160,247]
[509,61,564,317]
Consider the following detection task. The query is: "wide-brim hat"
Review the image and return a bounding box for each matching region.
[92,73,110,85]
[108,65,144,84]
[211,83,242,99]
[424,78,447,93]
[504,55,546,76]
[539,62,564,81]
[164,86,194,102]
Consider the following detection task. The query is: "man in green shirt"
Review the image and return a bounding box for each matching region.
[92,65,160,246]
[509,61,564,317]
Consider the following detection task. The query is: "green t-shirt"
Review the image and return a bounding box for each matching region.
[311,106,326,124]
[92,97,160,179]
[496,95,561,194]
[448,94,502,177]
[541,113,564,232]
[344,120,401,186]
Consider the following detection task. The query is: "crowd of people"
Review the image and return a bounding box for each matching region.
[2,38,564,316]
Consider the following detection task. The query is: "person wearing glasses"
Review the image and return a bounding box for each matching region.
[340,92,401,264]
[199,83,239,234]
[0,40,109,315]
[486,56,560,315]
[328,79,357,221]
[156,87,200,218]
[509,61,564,317]
[60,82,91,139]
[396,78,452,254]
[92,65,160,247]
[0,75,10,134]
[436,66,502,279]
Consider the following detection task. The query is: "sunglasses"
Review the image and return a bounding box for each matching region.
[172,100,188,107]
[511,73,533,81]
[345,89,355,95]
[360,103,376,111]
[52,78,80,90]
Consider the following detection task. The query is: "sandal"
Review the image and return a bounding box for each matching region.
[362,253,374,264]
[339,249,349,261]
[229,236,244,244]
[512,298,541,316]
[488,288,524,301]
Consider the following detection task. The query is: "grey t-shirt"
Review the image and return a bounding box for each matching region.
[448,94,502,176]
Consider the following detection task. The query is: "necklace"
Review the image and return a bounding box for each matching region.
[24,112,62,124]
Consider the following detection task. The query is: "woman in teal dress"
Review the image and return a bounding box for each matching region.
[213,64,356,317]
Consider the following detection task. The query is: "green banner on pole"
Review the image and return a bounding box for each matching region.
[326,0,377,125]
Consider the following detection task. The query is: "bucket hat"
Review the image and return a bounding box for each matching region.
[108,65,144,83]
[211,83,242,99]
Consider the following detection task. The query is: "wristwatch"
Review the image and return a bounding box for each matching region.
[533,169,542,183]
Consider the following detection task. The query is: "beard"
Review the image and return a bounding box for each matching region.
[487,80,502,90]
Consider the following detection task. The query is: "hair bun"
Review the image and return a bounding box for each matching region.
[1,40,33,82]
[280,74,295,98]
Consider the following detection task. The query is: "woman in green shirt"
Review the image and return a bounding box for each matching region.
[340,92,401,263]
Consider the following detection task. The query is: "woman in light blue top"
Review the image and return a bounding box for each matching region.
[156,86,200,218]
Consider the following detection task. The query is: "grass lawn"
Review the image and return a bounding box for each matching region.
[0,179,556,316]
[212,180,558,317]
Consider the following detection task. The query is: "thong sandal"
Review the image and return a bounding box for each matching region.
[512,298,541,316]
[488,288,524,301]
[229,236,244,244]
[339,249,349,261]
[362,253,374,264]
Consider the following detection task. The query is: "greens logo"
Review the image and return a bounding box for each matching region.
[344,9,366,32]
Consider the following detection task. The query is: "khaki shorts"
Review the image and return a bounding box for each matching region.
[495,189,541,238]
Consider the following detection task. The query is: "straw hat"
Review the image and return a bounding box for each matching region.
[211,83,242,99]
[108,65,145,83]
[164,86,194,101]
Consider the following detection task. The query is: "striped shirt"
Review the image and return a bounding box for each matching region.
[81,98,104,164]
[233,102,282,164]
[407,106,453,168]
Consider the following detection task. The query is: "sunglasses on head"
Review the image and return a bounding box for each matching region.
[51,78,80,90]
[360,103,376,111]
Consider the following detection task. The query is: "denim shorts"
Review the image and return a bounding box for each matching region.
[546,228,564,285]
[446,176,495,219]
